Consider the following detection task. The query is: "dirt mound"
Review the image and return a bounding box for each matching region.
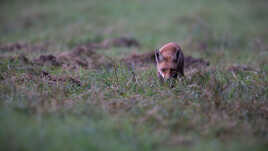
[33,46,114,69]
[1,38,209,71]
[57,46,114,69]
[33,37,139,69]
[184,56,210,68]
[122,51,210,69]
[0,37,139,69]
[0,42,48,52]
[33,54,61,66]
[0,46,113,70]
[121,51,155,66]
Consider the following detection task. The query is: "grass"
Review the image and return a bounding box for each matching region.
[0,0,268,151]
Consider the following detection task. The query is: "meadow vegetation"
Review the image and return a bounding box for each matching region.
[0,0,268,150]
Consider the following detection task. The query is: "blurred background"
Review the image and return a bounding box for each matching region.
[1,0,267,56]
[0,0,268,151]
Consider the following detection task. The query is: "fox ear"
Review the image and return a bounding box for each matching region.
[175,48,184,68]
[155,49,163,64]
[175,48,182,62]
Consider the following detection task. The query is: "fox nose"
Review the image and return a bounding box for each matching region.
[163,74,172,80]
[164,72,177,79]
[171,73,177,79]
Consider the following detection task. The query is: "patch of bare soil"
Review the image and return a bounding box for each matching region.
[184,55,210,68]
[0,37,140,69]
[56,45,114,69]
[121,51,210,69]
[33,45,114,69]
[33,54,61,66]
[0,42,48,52]
[32,37,140,69]
[1,37,210,73]
[121,51,155,66]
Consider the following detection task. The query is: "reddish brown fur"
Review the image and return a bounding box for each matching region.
[159,42,181,57]
[155,42,184,80]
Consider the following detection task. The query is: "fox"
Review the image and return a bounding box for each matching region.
[155,42,184,82]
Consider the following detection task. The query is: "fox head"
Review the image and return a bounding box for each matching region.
[155,42,184,81]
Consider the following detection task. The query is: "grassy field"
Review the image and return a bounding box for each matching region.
[0,0,268,150]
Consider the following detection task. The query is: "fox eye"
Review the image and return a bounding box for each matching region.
[161,68,167,72]
[170,69,177,73]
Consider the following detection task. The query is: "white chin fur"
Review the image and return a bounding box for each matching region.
[159,72,165,79]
